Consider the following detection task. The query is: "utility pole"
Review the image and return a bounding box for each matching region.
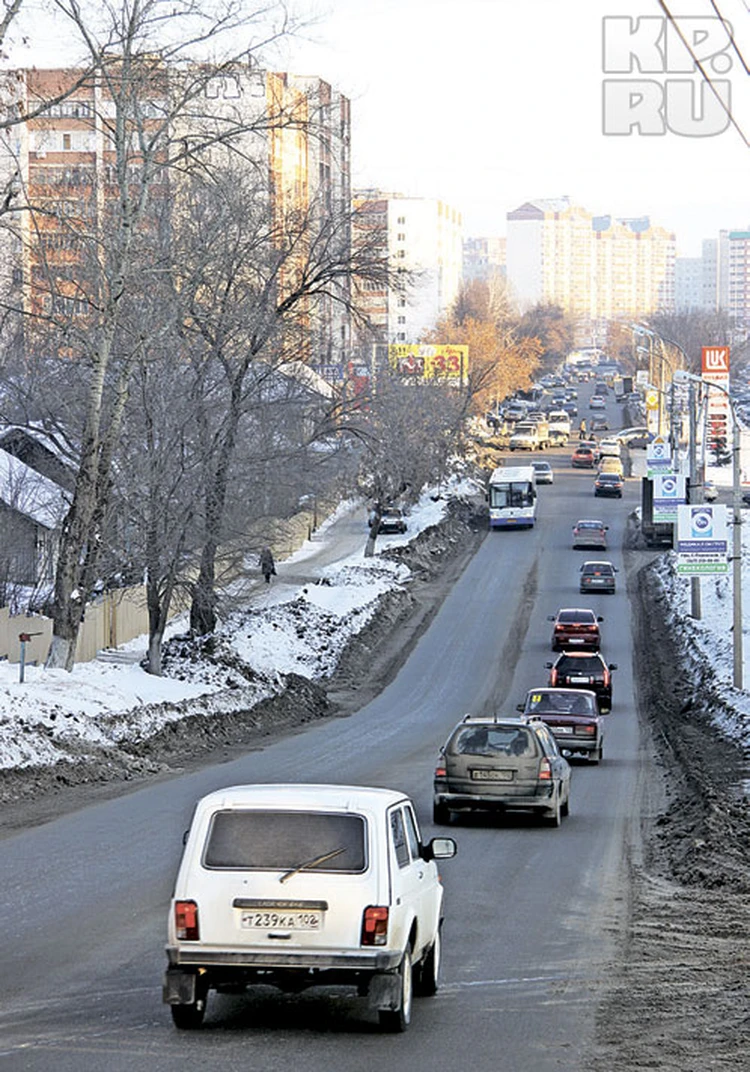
[688,382,701,619]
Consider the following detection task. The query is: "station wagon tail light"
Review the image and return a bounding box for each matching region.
[549,669,558,685]
[361,906,389,946]
[539,758,553,781]
[603,668,610,687]
[175,900,200,941]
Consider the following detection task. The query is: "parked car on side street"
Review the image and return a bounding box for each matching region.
[594,472,624,498]
[163,783,457,1032]
[545,652,617,713]
[517,687,605,763]
[433,715,571,827]
[572,519,608,550]
[377,507,408,534]
[547,607,603,651]
[580,560,618,594]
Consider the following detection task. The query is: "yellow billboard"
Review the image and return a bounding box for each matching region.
[388,344,469,384]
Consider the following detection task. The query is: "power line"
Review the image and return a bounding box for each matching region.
[655,0,750,148]
[706,0,750,74]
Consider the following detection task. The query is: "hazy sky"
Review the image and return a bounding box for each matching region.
[279,0,750,254]
[8,0,750,255]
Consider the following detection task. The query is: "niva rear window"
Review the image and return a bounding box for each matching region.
[203,810,367,872]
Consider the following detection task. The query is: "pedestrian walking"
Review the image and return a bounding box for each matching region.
[260,547,276,583]
[579,418,587,436]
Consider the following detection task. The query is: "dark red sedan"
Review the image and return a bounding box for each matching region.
[547,608,603,651]
[517,687,605,763]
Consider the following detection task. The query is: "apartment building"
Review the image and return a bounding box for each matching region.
[0,63,351,366]
[728,230,750,326]
[506,197,675,322]
[463,236,506,283]
[352,190,463,347]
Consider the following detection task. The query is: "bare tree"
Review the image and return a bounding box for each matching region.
[355,370,466,557]
[169,171,390,635]
[0,1,304,668]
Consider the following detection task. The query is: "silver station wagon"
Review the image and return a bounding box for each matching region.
[433,716,571,827]
[163,783,456,1033]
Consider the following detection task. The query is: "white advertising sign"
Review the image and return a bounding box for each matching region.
[676,504,728,575]
[647,436,672,476]
[653,473,686,523]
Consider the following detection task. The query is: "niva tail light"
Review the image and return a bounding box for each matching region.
[435,753,446,778]
[361,906,389,946]
[175,900,200,941]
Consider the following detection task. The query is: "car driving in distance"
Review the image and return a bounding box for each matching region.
[594,472,624,498]
[433,716,571,827]
[545,652,617,713]
[517,688,605,763]
[548,607,603,651]
[163,783,457,1033]
[572,519,608,550]
[531,460,554,485]
[589,395,606,410]
[597,437,622,458]
[571,445,596,468]
[580,560,618,594]
[590,416,608,432]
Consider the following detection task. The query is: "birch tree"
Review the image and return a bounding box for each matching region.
[0,0,301,668]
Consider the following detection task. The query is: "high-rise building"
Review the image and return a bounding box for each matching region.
[0,64,351,367]
[463,236,506,283]
[728,230,750,326]
[352,190,463,346]
[506,197,675,322]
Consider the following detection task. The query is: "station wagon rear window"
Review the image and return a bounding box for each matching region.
[526,691,597,715]
[451,726,538,759]
[203,810,367,872]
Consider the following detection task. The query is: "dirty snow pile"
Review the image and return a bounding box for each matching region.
[651,518,750,751]
[0,488,461,771]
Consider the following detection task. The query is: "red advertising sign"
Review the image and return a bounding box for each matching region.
[701,346,730,374]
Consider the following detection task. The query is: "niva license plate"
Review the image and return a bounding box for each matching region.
[241,910,322,930]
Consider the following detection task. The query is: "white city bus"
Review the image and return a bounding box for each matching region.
[488,465,537,529]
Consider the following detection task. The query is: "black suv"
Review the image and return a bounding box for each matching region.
[545,652,617,712]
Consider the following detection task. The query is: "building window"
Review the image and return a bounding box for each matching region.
[397,232,405,241]
[397,332,406,341]
[397,249,405,258]
[62,134,71,150]
[397,316,406,324]
[397,216,406,224]
[398,298,406,307]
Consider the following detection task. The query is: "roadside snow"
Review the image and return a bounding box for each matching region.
[651,516,750,751]
[0,485,469,771]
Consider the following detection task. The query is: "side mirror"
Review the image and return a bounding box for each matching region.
[547,615,555,621]
[182,829,190,846]
[597,616,604,622]
[423,836,457,861]
[609,663,618,671]
[545,662,553,669]
[516,703,524,712]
